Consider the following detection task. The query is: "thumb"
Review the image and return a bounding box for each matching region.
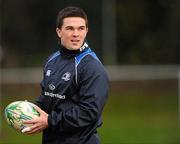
[33,104,43,114]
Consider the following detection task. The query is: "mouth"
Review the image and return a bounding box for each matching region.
[71,40,80,43]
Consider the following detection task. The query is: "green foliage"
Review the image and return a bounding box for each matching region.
[2,0,180,67]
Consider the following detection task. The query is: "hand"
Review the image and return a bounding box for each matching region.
[23,105,48,135]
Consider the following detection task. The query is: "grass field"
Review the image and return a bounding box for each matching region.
[99,91,179,144]
[0,80,180,144]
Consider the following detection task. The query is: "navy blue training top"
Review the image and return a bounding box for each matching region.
[36,43,109,144]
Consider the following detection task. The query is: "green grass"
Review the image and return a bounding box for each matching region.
[0,111,41,144]
[1,89,180,144]
[99,91,180,144]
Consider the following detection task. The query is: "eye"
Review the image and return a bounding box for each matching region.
[79,26,85,31]
[66,26,74,30]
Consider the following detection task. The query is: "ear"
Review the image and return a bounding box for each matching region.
[56,28,61,38]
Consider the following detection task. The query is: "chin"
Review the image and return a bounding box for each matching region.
[73,47,80,50]
[67,46,80,51]
[71,45,81,50]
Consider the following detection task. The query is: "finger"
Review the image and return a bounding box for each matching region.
[33,105,42,113]
[28,123,39,131]
[24,124,38,135]
[26,130,41,135]
[21,127,31,133]
[25,126,42,135]
[23,119,36,124]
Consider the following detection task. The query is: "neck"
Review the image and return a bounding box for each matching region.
[59,42,88,58]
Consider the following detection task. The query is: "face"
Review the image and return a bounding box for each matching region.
[56,17,88,50]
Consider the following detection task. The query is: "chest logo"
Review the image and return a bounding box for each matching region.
[49,84,56,90]
[62,72,71,81]
[46,70,51,76]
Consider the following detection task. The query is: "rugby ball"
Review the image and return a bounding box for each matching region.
[4,100,40,133]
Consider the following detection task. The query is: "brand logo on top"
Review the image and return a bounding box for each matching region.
[46,70,52,76]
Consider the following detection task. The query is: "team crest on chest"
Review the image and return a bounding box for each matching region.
[62,72,71,81]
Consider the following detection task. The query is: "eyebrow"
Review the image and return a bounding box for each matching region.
[65,25,86,28]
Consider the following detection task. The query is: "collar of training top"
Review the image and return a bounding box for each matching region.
[59,42,89,58]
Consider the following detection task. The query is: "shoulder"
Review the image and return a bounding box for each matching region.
[44,51,60,68]
[76,49,107,76]
[83,55,107,74]
[75,48,100,66]
[78,55,109,84]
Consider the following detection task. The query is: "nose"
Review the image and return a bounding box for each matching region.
[72,29,79,37]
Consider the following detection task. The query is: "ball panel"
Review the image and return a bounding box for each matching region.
[4,101,40,133]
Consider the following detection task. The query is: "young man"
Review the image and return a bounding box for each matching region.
[24,6,109,144]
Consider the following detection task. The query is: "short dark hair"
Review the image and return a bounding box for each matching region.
[56,6,88,28]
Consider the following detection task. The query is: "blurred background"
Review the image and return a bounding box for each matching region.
[1,0,180,143]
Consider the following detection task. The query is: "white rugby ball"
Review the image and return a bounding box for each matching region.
[4,100,40,133]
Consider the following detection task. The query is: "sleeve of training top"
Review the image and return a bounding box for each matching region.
[34,53,56,110]
[34,67,47,110]
[34,80,45,110]
[48,57,109,132]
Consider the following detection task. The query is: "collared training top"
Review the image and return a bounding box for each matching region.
[35,43,109,144]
